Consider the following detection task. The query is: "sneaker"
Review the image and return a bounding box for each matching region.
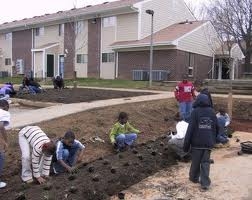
[201,185,209,190]
[189,178,199,184]
[0,182,7,188]
[25,179,33,184]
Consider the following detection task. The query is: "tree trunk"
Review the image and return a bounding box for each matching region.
[244,52,252,73]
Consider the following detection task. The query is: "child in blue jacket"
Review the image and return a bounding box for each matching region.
[183,94,218,190]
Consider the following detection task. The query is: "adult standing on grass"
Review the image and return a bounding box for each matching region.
[174,74,196,122]
[183,94,218,190]
[18,126,56,184]
[0,100,10,189]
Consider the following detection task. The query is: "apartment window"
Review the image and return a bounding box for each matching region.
[76,54,88,63]
[75,21,84,34]
[102,53,115,63]
[35,27,44,36]
[59,24,64,36]
[5,58,11,65]
[103,16,116,27]
[188,53,195,77]
[5,32,12,40]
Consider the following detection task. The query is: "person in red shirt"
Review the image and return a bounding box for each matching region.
[174,74,196,122]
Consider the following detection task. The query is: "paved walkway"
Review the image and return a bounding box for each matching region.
[10,86,252,128]
[11,91,173,128]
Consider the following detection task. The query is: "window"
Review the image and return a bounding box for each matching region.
[102,53,115,63]
[103,16,116,27]
[5,58,11,65]
[76,54,88,63]
[35,27,44,36]
[188,53,195,77]
[59,24,64,36]
[5,33,12,40]
[75,21,84,34]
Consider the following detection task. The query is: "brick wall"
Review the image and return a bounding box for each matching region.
[88,18,101,78]
[117,49,213,81]
[12,29,32,75]
[64,22,75,78]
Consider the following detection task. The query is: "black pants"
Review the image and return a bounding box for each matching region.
[189,148,211,187]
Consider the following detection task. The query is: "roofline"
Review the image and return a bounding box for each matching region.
[0,5,139,33]
[173,21,209,44]
[31,43,59,52]
[111,41,177,50]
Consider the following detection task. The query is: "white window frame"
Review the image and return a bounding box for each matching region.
[188,53,194,77]
[35,27,44,36]
[103,16,116,27]
[5,32,12,40]
[102,52,115,63]
[75,21,84,34]
[5,58,11,65]
[59,24,64,36]
[76,54,88,63]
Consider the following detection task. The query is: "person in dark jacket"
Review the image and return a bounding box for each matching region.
[193,80,213,108]
[183,93,218,190]
[52,75,64,89]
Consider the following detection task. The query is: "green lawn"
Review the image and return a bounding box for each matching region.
[0,77,173,90]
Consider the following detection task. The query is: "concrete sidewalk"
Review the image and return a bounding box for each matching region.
[11,92,173,128]
[9,86,252,128]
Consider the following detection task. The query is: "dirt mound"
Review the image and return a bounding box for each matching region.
[1,137,176,200]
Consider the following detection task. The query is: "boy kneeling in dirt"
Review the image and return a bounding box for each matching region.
[168,113,190,162]
[18,126,56,184]
[109,112,140,152]
[52,131,85,174]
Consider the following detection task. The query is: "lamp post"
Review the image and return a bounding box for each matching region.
[146,9,154,87]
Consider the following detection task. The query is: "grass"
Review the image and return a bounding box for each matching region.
[0,77,174,90]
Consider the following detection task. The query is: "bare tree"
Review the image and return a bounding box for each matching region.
[205,0,252,73]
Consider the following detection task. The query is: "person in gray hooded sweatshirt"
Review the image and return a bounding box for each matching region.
[183,94,218,190]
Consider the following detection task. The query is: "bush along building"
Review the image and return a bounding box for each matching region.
[0,0,244,81]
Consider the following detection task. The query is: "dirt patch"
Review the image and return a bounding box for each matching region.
[16,88,153,104]
[0,94,252,199]
[0,137,177,200]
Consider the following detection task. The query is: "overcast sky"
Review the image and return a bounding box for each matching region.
[0,0,207,24]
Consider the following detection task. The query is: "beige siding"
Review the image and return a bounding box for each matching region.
[75,20,88,78]
[116,13,138,42]
[101,20,116,79]
[177,22,221,57]
[34,51,43,78]
[101,26,116,52]
[138,0,195,39]
[100,63,115,79]
[35,24,64,53]
[75,63,87,77]
[0,33,12,75]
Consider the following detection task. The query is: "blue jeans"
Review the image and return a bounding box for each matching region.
[28,86,41,94]
[115,133,137,149]
[179,102,192,122]
[53,148,78,173]
[0,151,4,181]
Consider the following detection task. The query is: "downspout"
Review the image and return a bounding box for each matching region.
[212,53,215,79]
[32,28,35,78]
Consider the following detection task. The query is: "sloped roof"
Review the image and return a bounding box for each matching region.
[31,43,59,51]
[111,20,207,48]
[0,0,143,31]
